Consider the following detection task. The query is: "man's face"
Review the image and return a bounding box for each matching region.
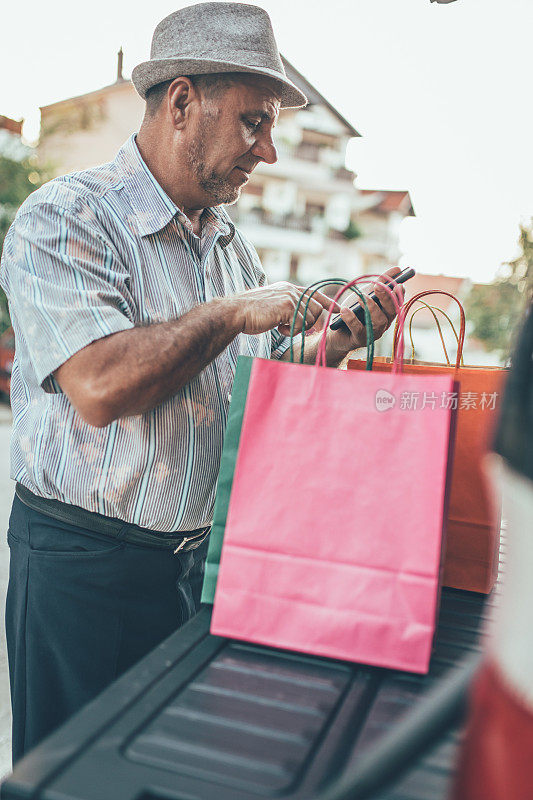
[186,78,280,206]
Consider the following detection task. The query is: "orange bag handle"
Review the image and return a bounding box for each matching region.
[392,301,451,364]
[393,301,465,367]
[394,291,466,371]
[409,305,465,367]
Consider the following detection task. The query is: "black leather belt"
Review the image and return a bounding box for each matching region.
[15,483,211,554]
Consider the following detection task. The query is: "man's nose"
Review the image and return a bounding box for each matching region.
[252,133,278,165]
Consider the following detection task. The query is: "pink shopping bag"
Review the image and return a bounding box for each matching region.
[211,279,457,674]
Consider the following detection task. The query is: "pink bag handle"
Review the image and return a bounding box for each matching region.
[317,274,405,369]
[394,291,466,371]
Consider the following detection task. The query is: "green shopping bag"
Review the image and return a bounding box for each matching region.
[201,356,254,603]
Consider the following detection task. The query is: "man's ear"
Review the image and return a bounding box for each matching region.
[166,77,198,130]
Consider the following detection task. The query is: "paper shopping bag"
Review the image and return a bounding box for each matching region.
[201,357,253,604]
[211,355,456,674]
[349,290,507,593]
[201,274,379,604]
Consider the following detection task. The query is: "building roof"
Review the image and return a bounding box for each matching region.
[281,57,361,138]
[359,190,415,216]
[0,115,22,135]
[404,273,470,328]
[40,79,130,113]
[40,54,362,140]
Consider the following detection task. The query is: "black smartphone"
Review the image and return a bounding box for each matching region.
[329,267,416,331]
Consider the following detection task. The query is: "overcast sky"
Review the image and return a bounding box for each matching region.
[2,0,532,283]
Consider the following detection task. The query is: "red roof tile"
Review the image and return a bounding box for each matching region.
[359,190,415,215]
[0,115,22,135]
[403,273,469,327]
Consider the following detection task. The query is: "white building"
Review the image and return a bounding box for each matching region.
[37,53,414,286]
[0,115,24,158]
[231,60,415,285]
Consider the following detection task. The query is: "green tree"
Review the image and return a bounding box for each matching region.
[342,218,362,240]
[465,219,533,359]
[0,145,48,333]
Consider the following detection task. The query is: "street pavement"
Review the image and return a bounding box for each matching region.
[0,405,13,778]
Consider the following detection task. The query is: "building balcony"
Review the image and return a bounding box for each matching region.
[258,141,353,192]
[293,142,321,162]
[228,207,326,255]
[334,166,356,182]
[228,207,318,233]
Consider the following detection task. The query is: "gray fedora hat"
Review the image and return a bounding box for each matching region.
[131,2,307,109]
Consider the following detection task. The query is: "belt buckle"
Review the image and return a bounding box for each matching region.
[173,527,209,555]
[173,536,192,555]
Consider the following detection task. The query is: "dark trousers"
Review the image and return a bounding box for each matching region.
[5,495,208,765]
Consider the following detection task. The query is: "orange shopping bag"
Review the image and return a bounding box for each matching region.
[348,290,507,593]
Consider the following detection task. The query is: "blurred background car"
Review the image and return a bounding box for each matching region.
[0,327,14,397]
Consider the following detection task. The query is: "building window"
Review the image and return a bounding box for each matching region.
[305,202,325,217]
[295,142,321,162]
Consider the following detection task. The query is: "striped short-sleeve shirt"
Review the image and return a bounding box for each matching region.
[0,134,290,532]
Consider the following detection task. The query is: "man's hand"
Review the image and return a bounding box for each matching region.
[326,267,405,361]
[231,282,340,337]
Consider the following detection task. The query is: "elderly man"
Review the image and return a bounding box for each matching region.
[1,3,401,761]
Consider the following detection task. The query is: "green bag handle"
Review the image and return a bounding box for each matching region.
[288,279,375,369]
[316,275,404,370]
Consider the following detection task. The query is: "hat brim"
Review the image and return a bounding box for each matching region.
[131,57,307,109]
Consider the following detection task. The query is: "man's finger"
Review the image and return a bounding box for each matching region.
[285,308,307,336]
[343,294,390,343]
[374,268,403,320]
[297,287,341,314]
[373,285,396,321]
[292,291,322,321]
[339,305,366,338]
[382,267,402,281]
[377,267,402,296]
[303,297,329,326]
[365,294,392,337]
[280,294,322,335]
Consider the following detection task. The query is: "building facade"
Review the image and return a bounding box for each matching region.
[0,115,24,157]
[36,62,498,365]
[37,55,414,286]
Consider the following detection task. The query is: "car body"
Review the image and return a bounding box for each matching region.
[0,327,15,396]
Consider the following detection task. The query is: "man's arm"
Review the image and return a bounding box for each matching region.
[2,202,337,426]
[55,298,242,427]
[55,282,338,427]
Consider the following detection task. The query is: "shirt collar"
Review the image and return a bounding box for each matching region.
[116,135,235,246]
[204,206,236,247]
